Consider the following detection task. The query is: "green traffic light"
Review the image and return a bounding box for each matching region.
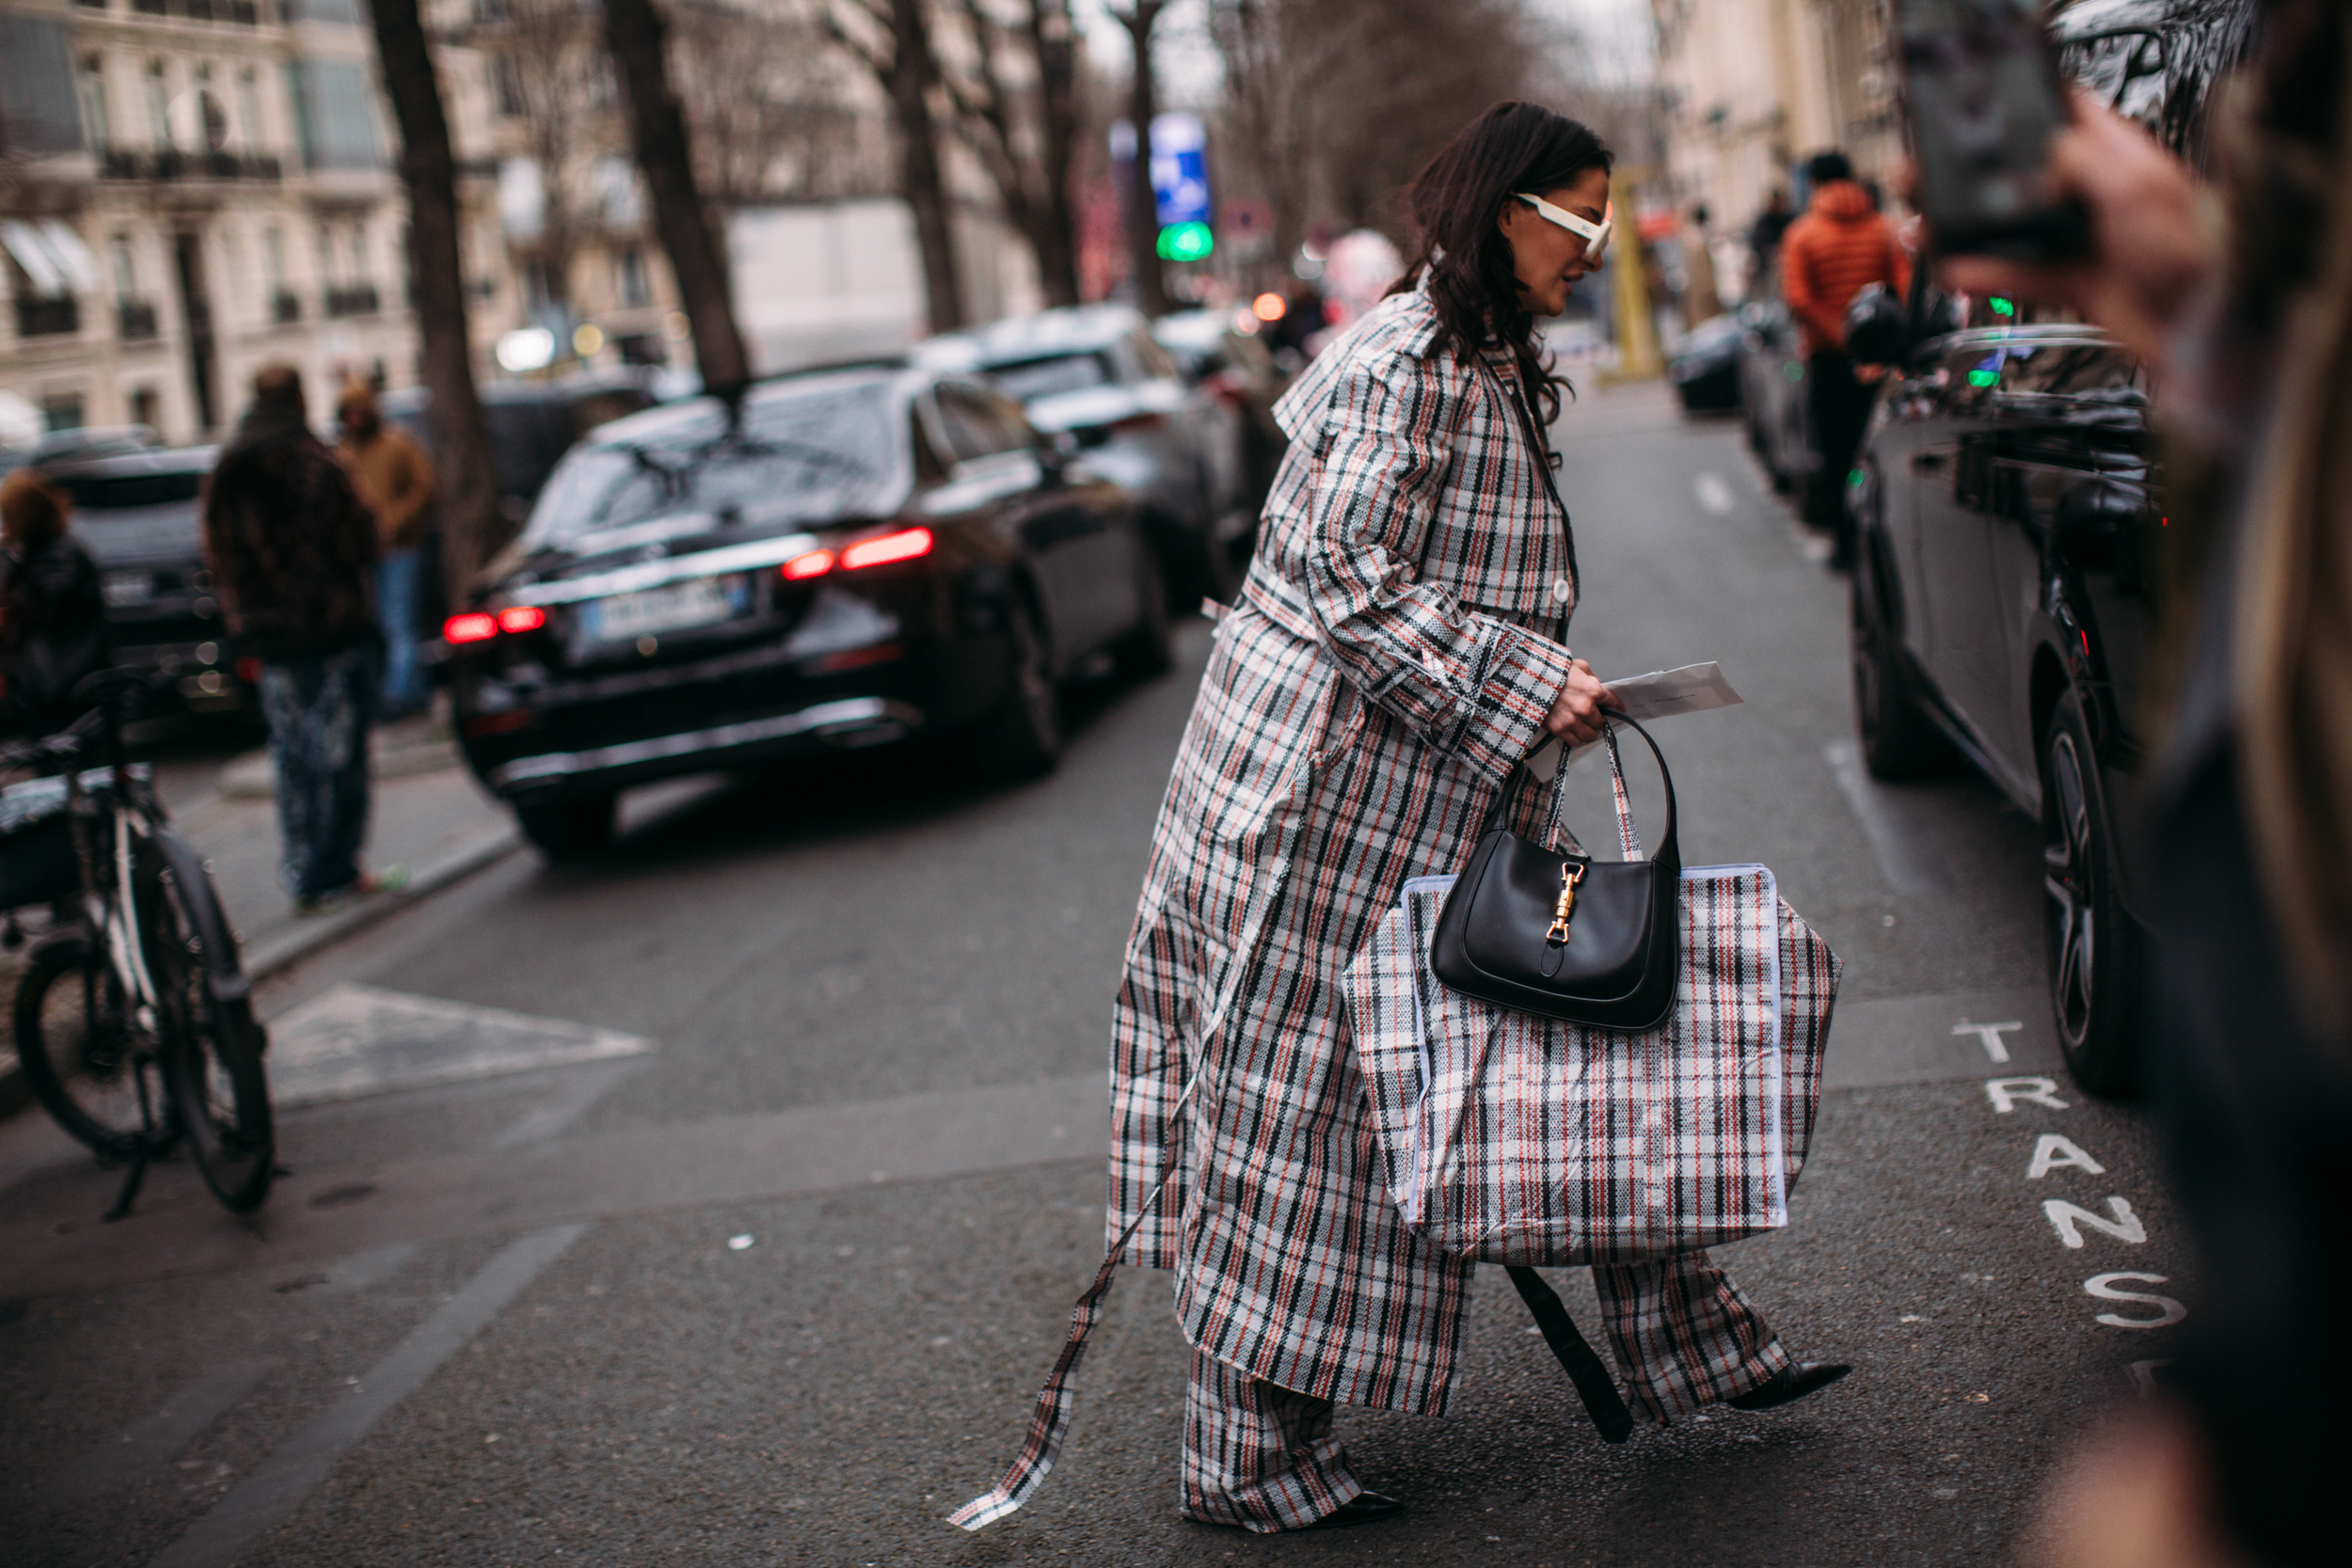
[1990,295,2016,318]
[1156,222,1214,261]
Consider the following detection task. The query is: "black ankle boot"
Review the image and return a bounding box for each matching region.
[1727,1361,1851,1411]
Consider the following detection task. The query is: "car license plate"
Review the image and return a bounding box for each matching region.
[586,575,745,641]
[103,571,154,608]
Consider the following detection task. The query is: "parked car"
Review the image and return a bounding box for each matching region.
[35,445,252,716]
[1,425,164,481]
[1667,314,1744,412]
[1736,295,1812,499]
[378,372,659,535]
[438,363,1170,856]
[1849,0,2264,1098]
[916,306,1251,606]
[1151,306,1293,525]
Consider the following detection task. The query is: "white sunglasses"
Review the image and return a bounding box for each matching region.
[1513,191,1613,261]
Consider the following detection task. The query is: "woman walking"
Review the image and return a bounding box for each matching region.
[0,469,110,739]
[1102,103,1846,1532]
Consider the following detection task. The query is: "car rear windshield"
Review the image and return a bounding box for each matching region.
[46,468,204,510]
[986,353,1113,402]
[522,382,905,546]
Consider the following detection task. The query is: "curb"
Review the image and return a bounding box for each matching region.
[241,824,525,983]
[0,823,526,1126]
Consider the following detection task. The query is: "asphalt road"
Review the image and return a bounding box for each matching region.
[0,382,2190,1566]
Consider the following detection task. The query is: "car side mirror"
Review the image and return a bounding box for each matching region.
[1071,425,1113,451]
[2053,483,2132,566]
[1844,283,1908,368]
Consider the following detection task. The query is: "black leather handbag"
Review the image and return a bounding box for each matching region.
[1429,712,1681,1031]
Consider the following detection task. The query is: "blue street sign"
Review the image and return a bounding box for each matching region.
[1150,113,1212,230]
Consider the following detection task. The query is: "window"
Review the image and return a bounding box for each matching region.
[934,385,1032,464]
[41,392,86,433]
[237,67,262,151]
[110,234,135,299]
[262,227,283,292]
[491,55,526,119]
[78,55,109,148]
[316,225,337,289]
[284,58,384,169]
[130,387,160,429]
[147,61,173,151]
[348,224,369,283]
[614,245,649,309]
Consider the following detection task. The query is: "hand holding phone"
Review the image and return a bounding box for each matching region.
[1893,0,2089,262]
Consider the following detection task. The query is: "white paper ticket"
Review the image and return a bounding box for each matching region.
[1600,661,1743,721]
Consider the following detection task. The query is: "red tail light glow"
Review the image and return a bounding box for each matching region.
[841,526,934,571]
[497,605,547,634]
[444,612,499,643]
[780,548,835,581]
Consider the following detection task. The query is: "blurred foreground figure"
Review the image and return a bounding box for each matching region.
[1940,4,2351,1564]
[0,469,108,738]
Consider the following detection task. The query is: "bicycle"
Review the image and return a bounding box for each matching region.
[2,671,274,1217]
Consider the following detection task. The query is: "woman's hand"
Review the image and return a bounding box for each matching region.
[1544,658,1617,746]
[1928,93,2211,367]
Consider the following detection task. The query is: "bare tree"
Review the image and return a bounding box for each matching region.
[939,0,1082,306]
[604,0,752,395]
[1106,0,1171,316]
[1212,0,1538,275]
[827,0,966,333]
[365,0,501,598]
[673,0,876,205]
[470,0,611,313]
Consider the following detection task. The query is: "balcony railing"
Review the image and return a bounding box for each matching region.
[271,290,302,325]
[117,300,159,341]
[126,0,262,21]
[15,297,81,339]
[100,148,283,182]
[322,284,379,319]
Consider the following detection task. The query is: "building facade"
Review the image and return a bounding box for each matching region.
[1651,0,1899,295]
[0,0,460,443]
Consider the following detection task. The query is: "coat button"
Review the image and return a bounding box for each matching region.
[1550,578,1573,603]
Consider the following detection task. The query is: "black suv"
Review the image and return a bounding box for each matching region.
[1845,0,2263,1095]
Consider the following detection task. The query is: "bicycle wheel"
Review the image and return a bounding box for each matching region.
[11,931,159,1159]
[141,838,274,1212]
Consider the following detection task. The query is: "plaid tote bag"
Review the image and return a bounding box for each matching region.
[1344,858,1839,1269]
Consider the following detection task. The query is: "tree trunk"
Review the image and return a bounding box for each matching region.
[603,0,751,396]
[890,0,965,333]
[1026,0,1081,307]
[1113,1,1170,317]
[366,0,500,601]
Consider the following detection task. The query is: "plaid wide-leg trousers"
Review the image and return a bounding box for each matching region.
[1183,1249,1788,1530]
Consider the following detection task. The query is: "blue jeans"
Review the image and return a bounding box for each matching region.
[259,645,376,902]
[375,547,427,715]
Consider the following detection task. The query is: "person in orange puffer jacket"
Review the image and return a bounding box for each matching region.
[1780,150,1910,558]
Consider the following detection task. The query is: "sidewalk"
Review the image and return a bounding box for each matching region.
[0,719,521,1116]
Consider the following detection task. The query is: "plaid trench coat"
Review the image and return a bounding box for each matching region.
[1108,280,1584,1418]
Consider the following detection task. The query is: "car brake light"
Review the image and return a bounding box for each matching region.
[781,548,835,581]
[444,612,499,643]
[497,605,547,634]
[841,526,933,570]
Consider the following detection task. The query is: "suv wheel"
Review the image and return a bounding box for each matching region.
[976,597,1062,781]
[1850,558,1953,779]
[2042,688,2139,1096]
[516,793,616,859]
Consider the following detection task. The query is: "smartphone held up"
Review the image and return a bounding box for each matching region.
[1892,0,2090,262]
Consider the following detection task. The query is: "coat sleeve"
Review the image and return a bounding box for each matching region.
[1782,222,1843,349]
[1297,351,1574,780]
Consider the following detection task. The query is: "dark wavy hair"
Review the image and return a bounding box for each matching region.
[1387,102,1613,440]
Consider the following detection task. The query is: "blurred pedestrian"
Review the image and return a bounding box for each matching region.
[966,101,1847,1537]
[335,379,437,721]
[1933,5,2350,1565]
[1683,202,1724,321]
[1747,186,1793,283]
[201,363,400,914]
[1780,149,1909,557]
[0,469,109,738]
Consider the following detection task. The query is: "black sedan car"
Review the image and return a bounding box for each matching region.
[440,364,1170,855]
[1667,314,1743,413]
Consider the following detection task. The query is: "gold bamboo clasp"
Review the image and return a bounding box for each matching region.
[1546,861,1588,944]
